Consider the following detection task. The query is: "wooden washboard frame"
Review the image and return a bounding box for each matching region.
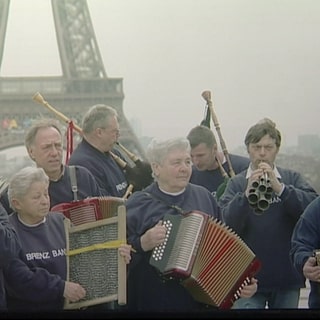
[63,205,126,309]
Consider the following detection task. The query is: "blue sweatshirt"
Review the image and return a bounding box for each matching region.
[4,212,67,311]
[0,205,20,311]
[0,165,102,214]
[68,139,128,198]
[190,153,250,197]
[126,182,220,312]
[218,166,318,291]
[290,196,320,308]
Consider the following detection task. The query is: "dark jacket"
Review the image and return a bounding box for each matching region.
[291,196,320,308]
[219,167,318,291]
[0,165,102,214]
[126,182,220,312]
[4,212,67,311]
[68,139,128,197]
[0,204,20,311]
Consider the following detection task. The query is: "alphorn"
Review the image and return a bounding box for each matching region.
[201,90,235,178]
[32,92,133,198]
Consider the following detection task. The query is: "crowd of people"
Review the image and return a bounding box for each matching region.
[0,102,319,316]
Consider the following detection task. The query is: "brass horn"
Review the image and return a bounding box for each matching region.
[248,172,272,214]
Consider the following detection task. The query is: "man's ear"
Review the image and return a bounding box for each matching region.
[27,147,35,161]
[213,144,218,152]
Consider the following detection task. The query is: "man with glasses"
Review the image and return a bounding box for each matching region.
[68,104,129,198]
[218,118,318,309]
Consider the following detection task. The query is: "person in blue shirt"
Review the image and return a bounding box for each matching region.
[219,118,318,309]
[0,203,20,311]
[187,125,249,199]
[4,166,132,312]
[4,166,86,311]
[126,136,257,312]
[68,105,130,198]
[291,196,320,309]
[0,118,103,214]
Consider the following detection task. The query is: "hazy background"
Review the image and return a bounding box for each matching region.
[1,0,319,151]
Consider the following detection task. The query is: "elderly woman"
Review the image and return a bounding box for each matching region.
[4,166,131,312]
[126,137,257,312]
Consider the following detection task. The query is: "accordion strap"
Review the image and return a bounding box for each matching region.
[69,166,78,201]
[143,192,185,214]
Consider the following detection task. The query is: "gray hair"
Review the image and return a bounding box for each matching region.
[146,137,191,165]
[25,118,62,149]
[82,104,118,134]
[8,167,49,211]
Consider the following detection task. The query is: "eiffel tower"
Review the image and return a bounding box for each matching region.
[0,0,146,159]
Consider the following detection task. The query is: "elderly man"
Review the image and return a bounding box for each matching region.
[0,118,102,214]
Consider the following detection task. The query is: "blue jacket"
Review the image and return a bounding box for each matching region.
[219,166,318,291]
[190,153,250,197]
[291,196,320,308]
[0,205,20,311]
[126,182,220,312]
[0,165,102,214]
[68,139,128,197]
[4,212,67,311]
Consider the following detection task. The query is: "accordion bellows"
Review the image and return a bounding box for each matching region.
[52,196,125,226]
[150,211,261,309]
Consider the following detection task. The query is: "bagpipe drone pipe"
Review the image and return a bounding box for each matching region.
[199,90,236,199]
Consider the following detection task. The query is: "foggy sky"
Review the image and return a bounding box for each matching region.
[1,0,320,151]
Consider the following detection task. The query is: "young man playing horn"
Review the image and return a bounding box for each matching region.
[219,118,318,309]
[187,125,249,198]
[68,105,130,198]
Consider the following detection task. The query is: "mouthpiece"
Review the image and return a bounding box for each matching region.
[32,92,45,104]
[201,90,211,102]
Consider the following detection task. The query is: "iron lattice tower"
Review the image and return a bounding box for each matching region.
[0,0,146,159]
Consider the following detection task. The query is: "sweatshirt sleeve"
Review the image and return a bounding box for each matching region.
[218,175,252,234]
[290,198,320,274]
[4,258,65,303]
[0,208,20,267]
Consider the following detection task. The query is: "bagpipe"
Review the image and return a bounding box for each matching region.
[32,92,153,199]
[199,90,235,199]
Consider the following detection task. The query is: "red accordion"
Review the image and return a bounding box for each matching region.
[149,211,261,309]
[51,196,125,226]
